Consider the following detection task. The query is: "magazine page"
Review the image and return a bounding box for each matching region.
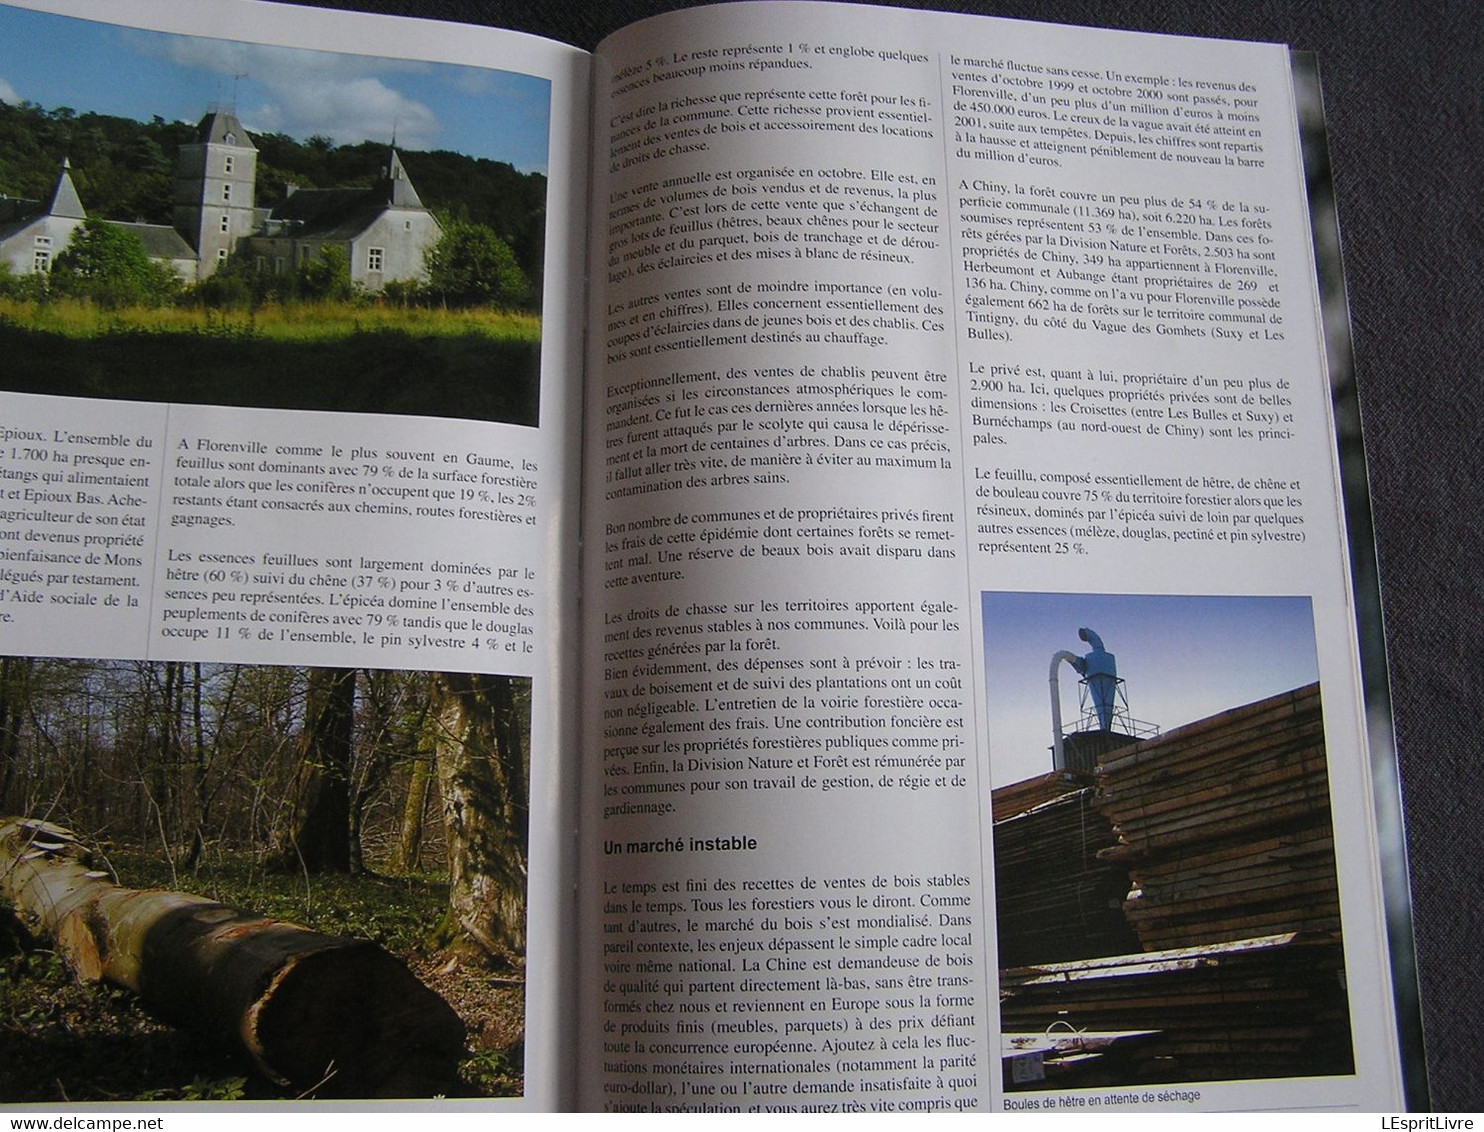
[0,0,588,1109]
[579,0,1410,1113]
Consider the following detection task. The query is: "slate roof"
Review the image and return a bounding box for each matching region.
[266,149,428,240]
[384,150,425,209]
[45,159,86,219]
[0,196,43,232]
[0,160,84,238]
[110,221,196,260]
[194,109,256,150]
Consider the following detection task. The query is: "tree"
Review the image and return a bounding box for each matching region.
[423,220,529,309]
[180,663,243,871]
[0,657,35,814]
[429,672,529,964]
[295,245,353,302]
[347,668,428,875]
[49,217,179,307]
[186,252,261,309]
[390,746,435,874]
[270,667,356,873]
[136,660,188,854]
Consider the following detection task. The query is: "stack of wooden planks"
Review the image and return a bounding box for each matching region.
[994,684,1355,1088]
[1002,1028,1161,1090]
[991,769,1095,823]
[1094,683,1341,951]
[993,786,1142,967]
[999,932,1354,1087]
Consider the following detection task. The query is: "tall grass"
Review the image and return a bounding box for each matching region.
[0,296,544,424]
[0,296,540,343]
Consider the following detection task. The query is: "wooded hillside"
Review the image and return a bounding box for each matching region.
[0,100,547,283]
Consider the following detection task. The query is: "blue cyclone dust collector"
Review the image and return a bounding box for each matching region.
[1049,627,1150,773]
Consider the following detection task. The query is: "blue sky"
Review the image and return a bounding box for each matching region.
[980,591,1320,786]
[0,4,551,171]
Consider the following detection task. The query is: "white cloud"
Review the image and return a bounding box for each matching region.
[448,69,496,98]
[0,76,19,103]
[145,35,440,149]
[264,76,439,150]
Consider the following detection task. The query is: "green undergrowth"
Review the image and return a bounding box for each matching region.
[0,939,254,1102]
[107,848,448,954]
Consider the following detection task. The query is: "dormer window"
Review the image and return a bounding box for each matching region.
[225,131,236,146]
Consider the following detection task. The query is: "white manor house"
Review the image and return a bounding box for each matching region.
[0,108,441,291]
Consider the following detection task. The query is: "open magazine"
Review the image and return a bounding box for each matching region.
[0,0,1425,1113]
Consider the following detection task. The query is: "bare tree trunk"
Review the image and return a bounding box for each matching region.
[0,657,31,812]
[1,816,463,1097]
[272,667,356,872]
[155,661,182,845]
[346,669,403,875]
[391,747,434,874]
[430,672,528,964]
[388,683,436,876]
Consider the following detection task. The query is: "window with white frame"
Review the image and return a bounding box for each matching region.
[368,247,384,273]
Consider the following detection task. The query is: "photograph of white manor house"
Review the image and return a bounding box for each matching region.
[1,106,440,291]
[0,2,551,423]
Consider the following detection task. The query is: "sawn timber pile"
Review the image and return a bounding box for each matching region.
[1093,682,1340,952]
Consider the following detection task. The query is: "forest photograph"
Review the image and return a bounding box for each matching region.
[0,658,531,1101]
[0,5,551,425]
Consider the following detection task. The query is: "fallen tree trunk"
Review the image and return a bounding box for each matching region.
[1,817,464,1097]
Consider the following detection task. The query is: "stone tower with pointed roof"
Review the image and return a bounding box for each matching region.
[172,108,259,277]
[0,158,87,276]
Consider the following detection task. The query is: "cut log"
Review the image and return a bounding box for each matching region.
[0,817,465,1098]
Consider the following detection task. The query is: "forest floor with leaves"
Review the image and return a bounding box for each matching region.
[0,848,523,1102]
